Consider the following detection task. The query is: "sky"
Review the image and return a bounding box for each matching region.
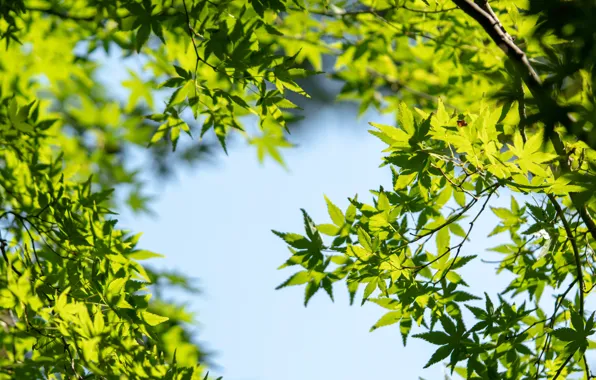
[114,103,520,380]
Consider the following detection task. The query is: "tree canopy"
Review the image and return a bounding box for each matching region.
[1,0,595,379]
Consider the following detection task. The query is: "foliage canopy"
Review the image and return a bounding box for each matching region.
[1,0,595,379]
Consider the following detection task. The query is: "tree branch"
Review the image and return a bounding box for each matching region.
[450,1,539,81]
[454,4,595,377]
[436,186,496,283]
[549,134,596,243]
[24,6,95,22]
[548,195,584,316]
[292,4,457,18]
[451,0,596,250]
[553,352,575,380]
[366,68,461,111]
[401,4,459,14]
[450,0,573,128]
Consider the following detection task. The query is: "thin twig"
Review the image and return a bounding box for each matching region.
[366,68,460,111]
[515,85,586,378]
[401,4,459,14]
[181,0,215,74]
[401,183,500,272]
[62,337,83,380]
[550,133,596,243]
[293,3,457,18]
[517,77,527,143]
[536,279,578,377]
[548,194,590,378]
[437,185,496,282]
[552,352,575,380]
[450,7,596,376]
[24,6,95,21]
[0,238,22,276]
[549,195,584,316]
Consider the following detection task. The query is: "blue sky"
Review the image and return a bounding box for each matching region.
[115,102,520,380]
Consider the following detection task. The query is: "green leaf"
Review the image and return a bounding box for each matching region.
[436,226,450,257]
[276,271,311,289]
[369,298,400,310]
[304,281,319,306]
[570,309,585,333]
[414,331,451,345]
[400,317,412,346]
[140,311,169,326]
[394,172,417,190]
[159,77,185,89]
[345,197,358,223]
[170,80,194,106]
[325,195,345,226]
[436,98,450,125]
[107,278,127,297]
[398,102,415,136]
[454,291,480,302]
[453,191,466,208]
[136,23,151,52]
[423,345,452,368]
[321,277,334,302]
[272,230,311,249]
[370,311,402,331]
[362,278,378,304]
[450,255,477,270]
[376,191,390,211]
[440,316,457,336]
[317,223,340,236]
[263,24,284,36]
[170,125,181,151]
[491,207,515,220]
[448,223,467,238]
[357,227,373,252]
[445,271,462,284]
[173,65,190,79]
[348,245,372,262]
[552,328,577,342]
[347,281,358,306]
[128,250,165,260]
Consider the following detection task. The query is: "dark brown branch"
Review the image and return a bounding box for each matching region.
[450,0,577,133]
[451,0,596,265]
[476,1,509,40]
[450,6,596,375]
[450,0,540,85]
